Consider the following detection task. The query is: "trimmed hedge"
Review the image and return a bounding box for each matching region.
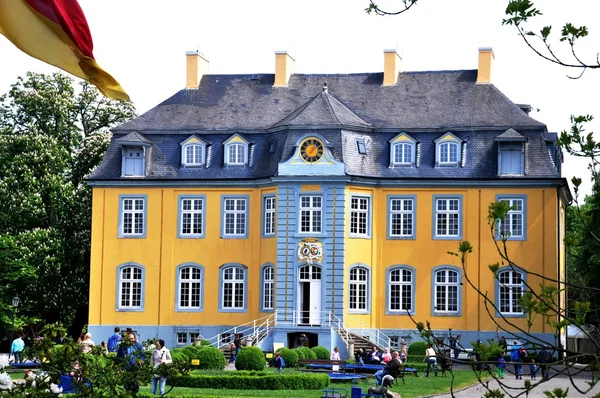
[235,346,266,371]
[195,346,226,370]
[277,348,299,368]
[407,341,427,356]
[311,346,330,360]
[294,347,306,360]
[168,372,330,390]
[298,346,316,360]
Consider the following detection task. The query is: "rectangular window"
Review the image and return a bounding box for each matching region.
[498,197,525,239]
[349,267,368,311]
[262,267,274,311]
[177,333,188,345]
[435,197,461,238]
[299,195,322,233]
[223,197,247,237]
[499,270,524,314]
[222,267,245,309]
[389,268,412,312]
[180,197,204,237]
[263,196,276,236]
[227,143,245,165]
[189,332,200,342]
[434,269,459,314]
[120,266,143,308]
[121,197,145,237]
[499,142,524,175]
[178,266,202,309]
[350,196,370,237]
[389,197,414,238]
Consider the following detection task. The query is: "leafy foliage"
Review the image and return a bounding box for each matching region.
[310,346,330,360]
[277,348,299,368]
[0,72,135,344]
[234,346,266,371]
[406,341,427,356]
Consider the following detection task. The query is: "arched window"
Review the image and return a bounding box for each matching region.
[497,268,525,316]
[393,142,413,164]
[260,264,274,311]
[117,263,145,311]
[349,265,370,313]
[386,266,415,315]
[184,143,204,165]
[227,143,246,165]
[432,266,462,315]
[176,264,204,311]
[219,264,247,312]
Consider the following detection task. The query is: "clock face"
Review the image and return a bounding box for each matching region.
[300,138,324,162]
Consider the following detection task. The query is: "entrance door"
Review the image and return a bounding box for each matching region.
[298,265,321,326]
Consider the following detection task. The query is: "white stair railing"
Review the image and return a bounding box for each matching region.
[204,313,277,349]
[342,315,393,349]
[328,312,351,346]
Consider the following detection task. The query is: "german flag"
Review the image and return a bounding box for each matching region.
[0,0,129,100]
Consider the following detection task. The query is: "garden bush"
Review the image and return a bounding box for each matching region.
[407,341,427,356]
[294,347,306,360]
[298,346,316,360]
[277,348,299,368]
[235,346,266,371]
[168,372,329,390]
[195,346,226,370]
[310,345,330,360]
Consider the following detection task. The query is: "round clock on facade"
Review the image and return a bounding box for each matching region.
[300,138,324,162]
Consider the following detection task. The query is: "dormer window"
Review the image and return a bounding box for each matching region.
[180,135,207,167]
[389,133,416,167]
[435,133,462,167]
[122,147,145,176]
[223,134,250,167]
[495,129,527,176]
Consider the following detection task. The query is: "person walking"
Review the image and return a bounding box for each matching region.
[233,334,242,359]
[151,339,172,396]
[509,340,524,380]
[497,356,507,379]
[117,333,146,395]
[538,345,553,380]
[330,347,341,361]
[10,335,24,364]
[274,352,285,373]
[424,343,437,377]
[107,327,121,352]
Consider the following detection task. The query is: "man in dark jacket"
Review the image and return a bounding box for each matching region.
[375,351,401,385]
[538,345,553,380]
[117,333,146,395]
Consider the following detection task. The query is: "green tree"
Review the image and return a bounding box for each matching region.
[0,72,136,344]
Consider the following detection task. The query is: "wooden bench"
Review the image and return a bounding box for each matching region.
[395,365,418,384]
[297,359,348,372]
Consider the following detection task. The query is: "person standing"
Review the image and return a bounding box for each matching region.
[499,336,508,354]
[107,327,121,352]
[233,334,242,359]
[538,345,553,380]
[424,344,437,377]
[79,333,95,354]
[228,343,236,363]
[10,335,24,364]
[151,339,172,396]
[374,351,401,386]
[298,333,308,348]
[330,347,340,361]
[509,340,523,380]
[497,356,507,379]
[117,333,146,395]
[453,335,462,360]
[274,352,285,372]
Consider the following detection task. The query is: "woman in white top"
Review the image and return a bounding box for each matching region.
[381,348,392,363]
[151,339,173,396]
[80,333,95,354]
[330,346,341,361]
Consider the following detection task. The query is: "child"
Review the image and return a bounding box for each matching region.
[529,359,537,380]
[274,352,285,372]
[497,356,506,379]
[228,343,236,363]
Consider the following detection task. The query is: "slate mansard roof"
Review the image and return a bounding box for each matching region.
[89,70,564,182]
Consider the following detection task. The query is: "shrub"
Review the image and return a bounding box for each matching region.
[294,348,306,360]
[235,346,266,371]
[196,346,226,370]
[311,346,330,360]
[407,341,427,356]
[278,348,299,368]
[298,346,316,360]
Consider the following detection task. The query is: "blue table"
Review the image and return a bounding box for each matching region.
[344,364,385,373]
[328,372,366,381]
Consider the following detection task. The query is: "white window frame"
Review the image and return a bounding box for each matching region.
[178,196,205,238]
[349,266,369,312]
[263,196,276,236]
[222,197,248,238]
[261,265,274,311]
[393,142,413,165]
[117,264,144,311]
[183,143,204,166]
[434,196,462,239]
[387,267,415,314]
[439,141,459,165]
[497,196,526,240]
[433,268,460,314]
[498,142,525,175]
[221,266,246,310]
[177,265,203,311]
[350,195,370,238]
[299,195,322,233]
[498,269,524,315]
[227,143,246,165]
[388,196,415,239]
[119,195,146,238]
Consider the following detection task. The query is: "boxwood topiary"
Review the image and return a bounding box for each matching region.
[310,346,330,360]
[294,348,306,360]
[407,341,427,356]
[298,346,316,360]
[235,346,266,371]
[278,348,299,368]
[195,345,226,370]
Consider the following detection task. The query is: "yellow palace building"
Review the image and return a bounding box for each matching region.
[87,48,570,357]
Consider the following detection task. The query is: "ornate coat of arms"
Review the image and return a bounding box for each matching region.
[297,238,323,264]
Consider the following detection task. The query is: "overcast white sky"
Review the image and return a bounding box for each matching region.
[1,0,598,197]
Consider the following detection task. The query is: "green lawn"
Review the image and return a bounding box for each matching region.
[139,370,483,398]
